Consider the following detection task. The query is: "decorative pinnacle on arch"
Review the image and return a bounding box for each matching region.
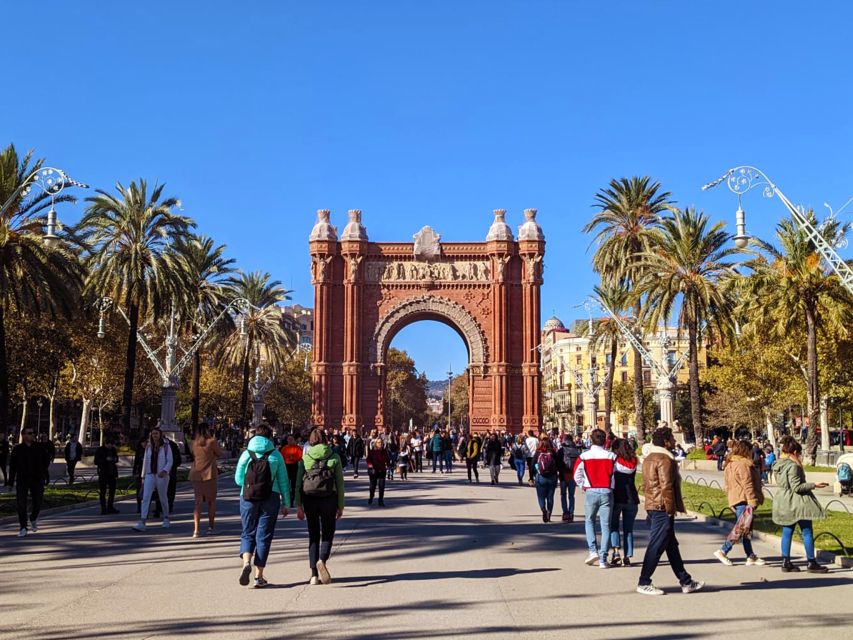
[341,209,368,241]
[309,209,338,242]
[486,209,514,241]
[518,208,544,241]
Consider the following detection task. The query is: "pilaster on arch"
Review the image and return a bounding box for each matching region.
[369,296,488,368]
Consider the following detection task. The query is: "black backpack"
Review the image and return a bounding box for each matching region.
[243,451,273,502]
[302,453,338,498]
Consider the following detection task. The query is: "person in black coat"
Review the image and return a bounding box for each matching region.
[8,427,50,536]
[94,438,120,515]
[38,433,55,486]
[132,436,146,514]
[0,432,10,485]
[64,437,83,485]
[346,432,365,478]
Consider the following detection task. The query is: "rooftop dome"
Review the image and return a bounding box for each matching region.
[544,315,565,331]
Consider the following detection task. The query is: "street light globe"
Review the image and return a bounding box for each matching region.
[733,234,750,249]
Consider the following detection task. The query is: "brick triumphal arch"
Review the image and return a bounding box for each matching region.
[309,208,544,432]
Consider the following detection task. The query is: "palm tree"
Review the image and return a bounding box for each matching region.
[742,212,852,461]
[0,144,83,430]
[172,234,235,434]
[586,282,631,432]
[584,176,673,442]
[78,180,194,434]
[219,271,295,425]
[638,207,739,445]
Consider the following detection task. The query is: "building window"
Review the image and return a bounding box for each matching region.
[620,353,628,366]
[605,353,612,366]
[576,355,581,365]
[621,371,628,383]
[643,370,651,385]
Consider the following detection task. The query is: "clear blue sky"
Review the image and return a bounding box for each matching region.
[4,2,852,380]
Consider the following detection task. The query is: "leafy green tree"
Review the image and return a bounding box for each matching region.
[741,212,852,459]
[584,176,673,442]
[172,234,235,433]
[638,207,739,445]
[219,271,294,425]
[0,144,83,430]
[385,348,429,428]
[78,180,193,434]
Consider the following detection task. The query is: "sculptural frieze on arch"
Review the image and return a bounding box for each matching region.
[308,208,545,432]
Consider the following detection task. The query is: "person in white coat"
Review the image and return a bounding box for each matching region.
[132,427,173,532]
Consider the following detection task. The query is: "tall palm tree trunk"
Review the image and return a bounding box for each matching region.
[604,336,617,432]
[631,299,646,441]
[191,349,201,436]
[239,332,254,426]
[121,302,140,435]
[687,314,703,445]
[804,304,820,463]
[0,304,8,431]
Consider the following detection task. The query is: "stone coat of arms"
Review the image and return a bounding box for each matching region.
[413,226,441,261]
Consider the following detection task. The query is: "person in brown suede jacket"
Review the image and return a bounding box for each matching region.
[636,427,704,596]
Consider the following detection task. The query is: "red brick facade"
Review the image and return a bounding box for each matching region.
[309,209,544,433]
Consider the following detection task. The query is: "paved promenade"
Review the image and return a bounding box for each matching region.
[2,470,852,640]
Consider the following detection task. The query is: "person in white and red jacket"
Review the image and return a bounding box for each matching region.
[573,428,616,568]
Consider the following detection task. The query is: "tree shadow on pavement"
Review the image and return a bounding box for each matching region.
[334,566,559,587]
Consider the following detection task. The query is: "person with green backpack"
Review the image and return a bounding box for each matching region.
[234,423,291,589]
[295,428,346,585]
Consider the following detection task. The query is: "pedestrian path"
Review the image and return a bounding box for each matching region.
[2,471,852,640]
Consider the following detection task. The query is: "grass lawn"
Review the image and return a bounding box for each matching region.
[0,469,190,513]
[803,465,836,473]
[636,474,853,557]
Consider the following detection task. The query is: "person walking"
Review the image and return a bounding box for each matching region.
[442,429,454,474]
[131,435,146,515]
[280,435,303,506]
[574,428,616,568]
[713,439,766,566]
[712,436,727,471]
[346,431,365,478]
[8,427,50,537]
[465,432,482,483]
[484,432,503,485]
[556,434,581,522]
[386,433,399,481]
[608,438,640,567]
[189,426,224,538]
[397,435,411,481]
[534,435,559,521]
[94,437,120,515]
[772,436,829,573]
[524,430,539,486]
[235,423,290,588]
[63,436,83,485]
[164,435,182,516]
[411,432,423,473]
[132,427,173,532]
[511,436,528,485]
[430,429,444,473]
[367,438,390,506]
[636,427,705,595]
[296,429,345,585]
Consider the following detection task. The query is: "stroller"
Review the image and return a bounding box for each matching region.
[836,453,853,497]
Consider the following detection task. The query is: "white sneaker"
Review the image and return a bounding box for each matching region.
[162,518,171,529]
[681,580,705,594]
[30,519,38,533]
[584,552,599,566]
[636,584,665,596]
[746,555,766,566]
[309,576,320,585]
[132,521,146,532]
[17,528,27,538]
[598,561,608,569]
[317,559,332,584]
[713,550,733,566]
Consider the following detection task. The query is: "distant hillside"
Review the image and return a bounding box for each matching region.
[426,379,448,399]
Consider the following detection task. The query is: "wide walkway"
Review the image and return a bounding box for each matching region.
[2,468,852,640]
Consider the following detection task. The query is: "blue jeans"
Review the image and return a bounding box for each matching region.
[514,457,527,483]
[560,476,576,516]
[781,519,816,561]
[584,491,612,562]
[536,475,557,513]
[431,451,443,472]
[444,450,453,472]
[609,502,639,558]
[239,492,281,568]
[720,504,755,557]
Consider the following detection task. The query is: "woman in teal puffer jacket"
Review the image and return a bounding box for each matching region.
[772,436,829,574]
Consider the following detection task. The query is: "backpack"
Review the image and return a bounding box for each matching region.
[537,451,556,476]
[243,451,273,502]
[560,445,579,472]
[838,463,853,483]
[302,453,338,498]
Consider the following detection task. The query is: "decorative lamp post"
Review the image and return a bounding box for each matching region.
[36,398,44,436]
[251,366,276,427]
[96,297,254,444]
[703,165,853,294]
[447,366,453,429]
